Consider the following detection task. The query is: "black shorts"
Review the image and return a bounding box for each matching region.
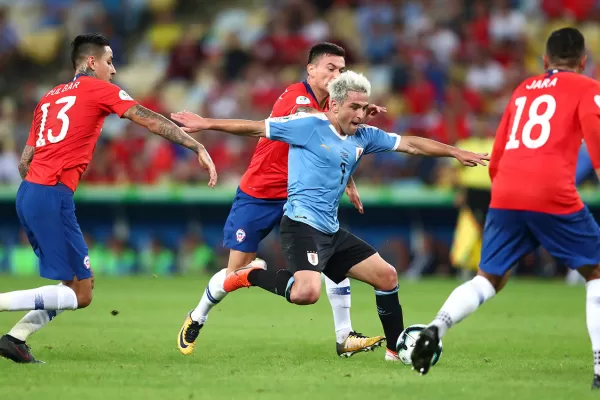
[279,216,377,284]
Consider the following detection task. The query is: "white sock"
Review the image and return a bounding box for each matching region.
[8,310,65,341]
[325,275,353,343]
[0,285,78,311]
[430,275,496,338]
[190,269,227,324]
[586,279,600,376]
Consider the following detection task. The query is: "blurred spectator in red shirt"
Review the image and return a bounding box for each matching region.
[166,32,205,82]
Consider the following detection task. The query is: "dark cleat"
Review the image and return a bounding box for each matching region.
[411,326,439,375]
[178,313,204,356]
[592,375,600,390]
[0,335,44,364]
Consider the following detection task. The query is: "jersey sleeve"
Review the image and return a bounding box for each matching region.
[94,81,138,117]
[578,85,600,169]
[264,113,320,146]
[26,104,40,146]
[360,125,401,154]
[270,89,312,117]
[26,116,37,146]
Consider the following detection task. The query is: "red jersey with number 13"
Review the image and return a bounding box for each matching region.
[239,81,329,199]
[489,70,600,214]
[25,76,138,192]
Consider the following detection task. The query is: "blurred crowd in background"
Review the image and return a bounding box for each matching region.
[0,0,597,278]
[1,0,600,187]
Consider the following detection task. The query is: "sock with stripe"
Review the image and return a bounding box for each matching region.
[191,269,227,324]
[375,285,404,351]
[8,310,65,342]
[585,279,600,376]
[0,284,77,311]
[248,269,294,301]
[325,276,353,343]
[430,275,496,338]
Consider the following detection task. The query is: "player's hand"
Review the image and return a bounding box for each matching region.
[196,145,218,188]
[345,184,364,214]
[171,111,210,133]
[454,150,490,167]
[365,104,387,122]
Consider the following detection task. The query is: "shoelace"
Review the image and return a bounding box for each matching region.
[185,321,202,342]
[348,331,367,339]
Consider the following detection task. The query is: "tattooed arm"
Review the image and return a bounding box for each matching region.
[123,105,203,153]
[18,145,34,180]
[122,105,218,187]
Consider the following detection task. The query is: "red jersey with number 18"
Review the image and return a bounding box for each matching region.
[489,70,600,214]
[25,75,138,192]
[239,81,329,200]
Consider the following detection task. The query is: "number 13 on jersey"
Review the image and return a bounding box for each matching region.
[506,94,556,150]
[36,96,77,147]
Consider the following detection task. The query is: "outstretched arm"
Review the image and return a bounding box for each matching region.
[18,145,34,180]
[397,136,489,167]
[171,111,266,138]
[123,105,203,153]
[123,105,217,187]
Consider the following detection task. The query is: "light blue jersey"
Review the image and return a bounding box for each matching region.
[265,113,400,234]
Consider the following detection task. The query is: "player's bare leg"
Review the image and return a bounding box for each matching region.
[574,264,600,389]
[411,269,505,375]
[0,275,93,363]
[345,254,402,360]
[178,250,265,355]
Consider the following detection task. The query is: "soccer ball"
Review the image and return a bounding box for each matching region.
[396,324,443,366]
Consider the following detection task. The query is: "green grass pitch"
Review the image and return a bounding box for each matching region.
[0,276,597,400]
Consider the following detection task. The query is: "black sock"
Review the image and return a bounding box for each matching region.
[375,286,404,352]
[248,269,293,298]
[5,334,25,345]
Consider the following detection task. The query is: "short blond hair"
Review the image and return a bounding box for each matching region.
[327,70,371,104]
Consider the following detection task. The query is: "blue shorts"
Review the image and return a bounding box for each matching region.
[223,187,286,253]
[480,207,600,276]
[16,181,92,281]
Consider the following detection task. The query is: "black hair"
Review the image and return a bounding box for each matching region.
[70,33,110,69]
[307,42,345,64]
[545,27,585,68]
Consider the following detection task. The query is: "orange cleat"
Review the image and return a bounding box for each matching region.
[222,259,266,293]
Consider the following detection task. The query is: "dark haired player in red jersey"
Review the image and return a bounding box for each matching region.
[178,42,386,358]
[0,33,217,363]
[411,27,600,388]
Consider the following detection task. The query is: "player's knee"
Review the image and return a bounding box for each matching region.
[373,264,398,292]
[290,283,320,305]
[577,264,600,282]
[477,270,506,292]
[76,290,93,309]
[73,281,93,309]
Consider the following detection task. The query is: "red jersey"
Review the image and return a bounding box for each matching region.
[489,70,600,214]
[239,81,329,199]
[25,76,138,192]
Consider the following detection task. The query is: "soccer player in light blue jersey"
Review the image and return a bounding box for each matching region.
[171,71,488,360]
